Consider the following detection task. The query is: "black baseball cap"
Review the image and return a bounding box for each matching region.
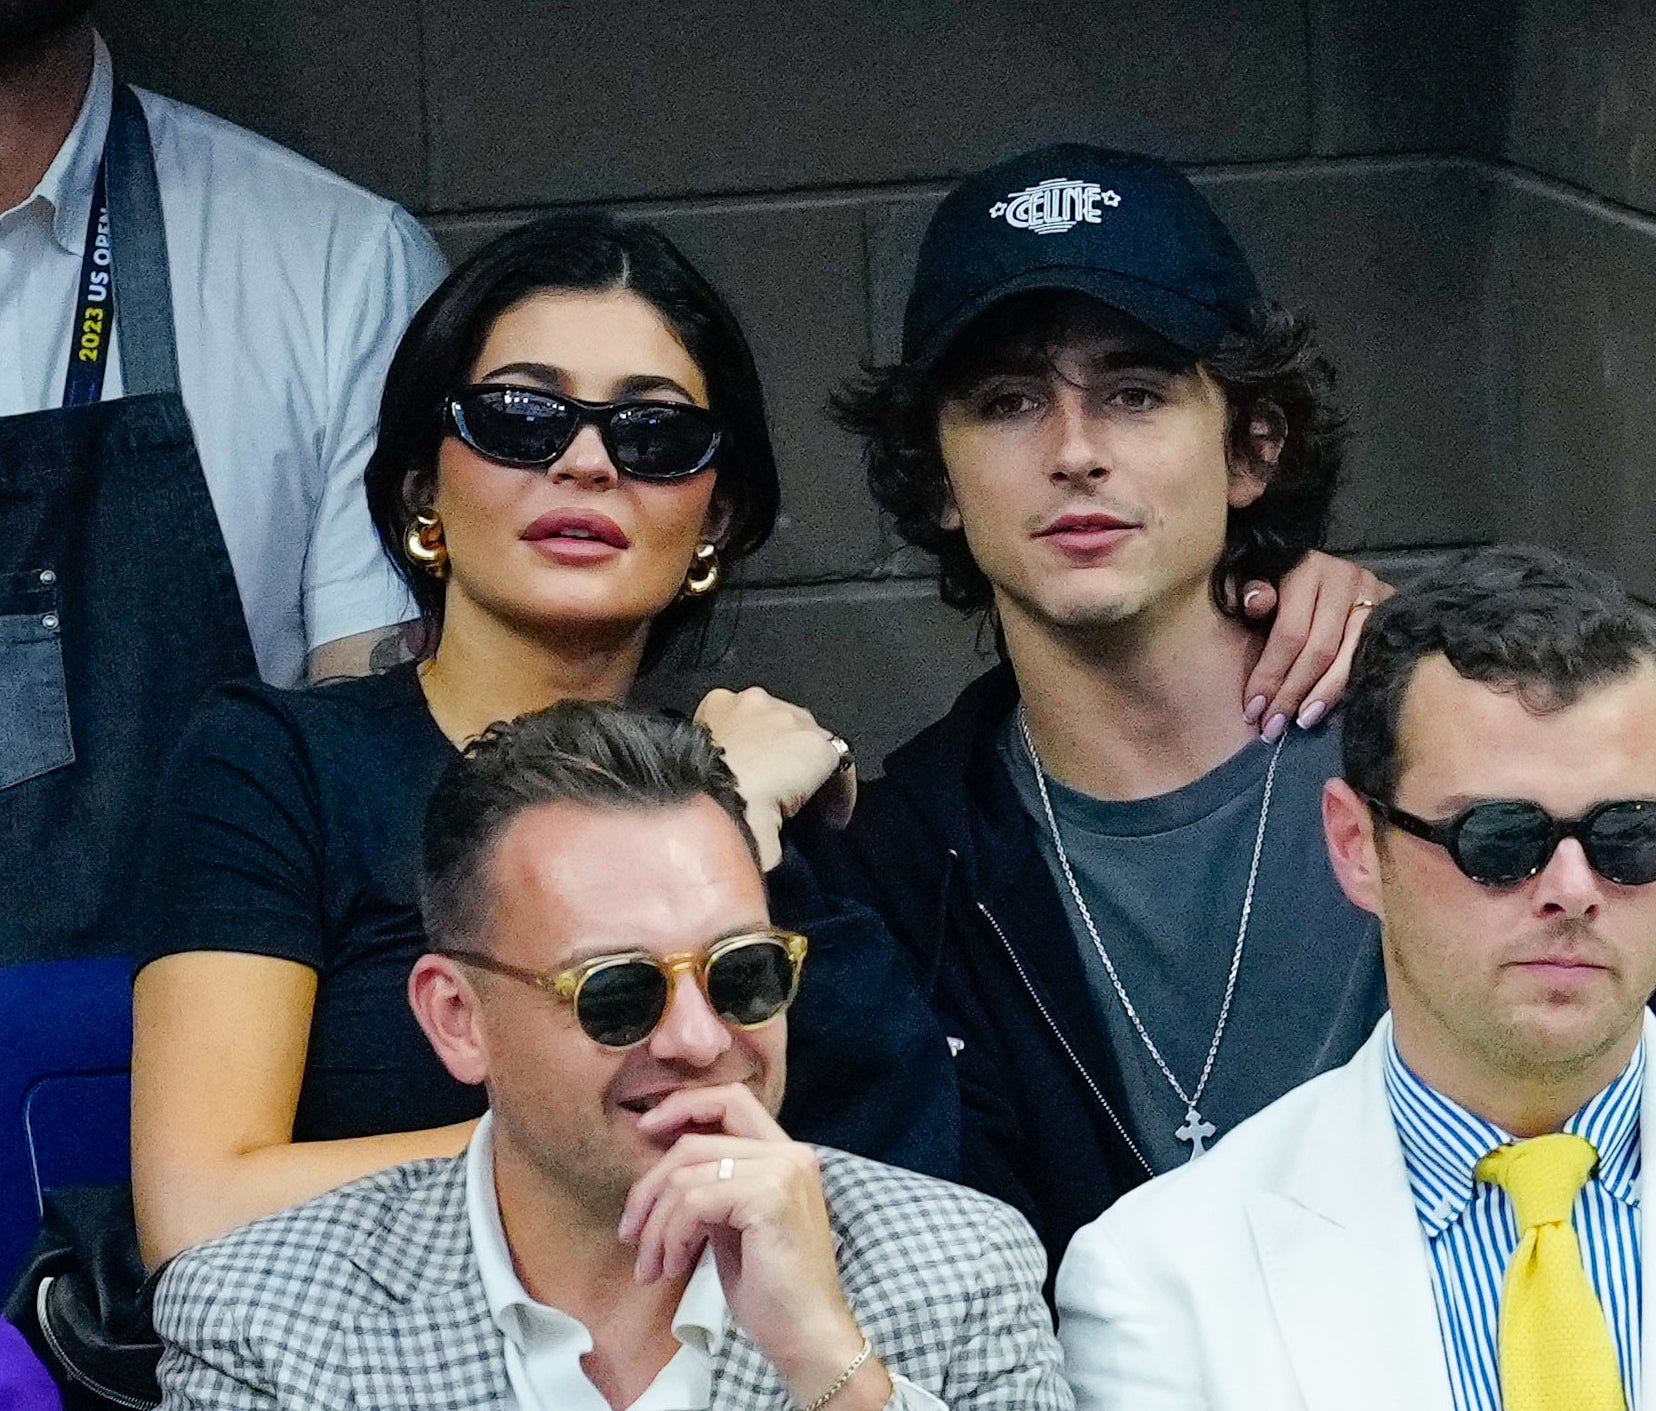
[903,143,1263,368]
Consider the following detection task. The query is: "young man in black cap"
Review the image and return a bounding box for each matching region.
[802,144,1389,1273]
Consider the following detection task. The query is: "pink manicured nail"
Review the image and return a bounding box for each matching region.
[1297,699,1328,729]
[1262,713,1288,743]
[1244,695,1267,725]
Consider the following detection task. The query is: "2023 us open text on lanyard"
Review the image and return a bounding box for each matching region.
[61,154,116,408]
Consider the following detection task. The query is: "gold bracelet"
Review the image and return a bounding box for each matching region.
[801,1336,873,1411]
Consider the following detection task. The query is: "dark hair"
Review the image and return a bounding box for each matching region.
[365,214,781,670]
[420,701,757,950]
[832,291,1343,624]
[1343,544,1656,804]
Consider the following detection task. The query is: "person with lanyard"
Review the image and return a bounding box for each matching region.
[1060,543,1656,1411]
[0,1,445,964]
[788,142,1392,1277]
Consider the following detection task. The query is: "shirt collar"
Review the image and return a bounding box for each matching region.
[33,30,115,255]
[1385,1029,1644,1235]
[463,1112,730,1356]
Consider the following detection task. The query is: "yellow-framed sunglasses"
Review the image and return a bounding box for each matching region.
[437,927,808,1049]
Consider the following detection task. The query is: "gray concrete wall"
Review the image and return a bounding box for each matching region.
[99,1,1559,758]
[1475,1,1656,602]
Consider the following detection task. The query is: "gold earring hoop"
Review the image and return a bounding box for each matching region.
[681,542,720,597]
[404,510,449,579]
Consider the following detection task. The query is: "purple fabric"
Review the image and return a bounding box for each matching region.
[0,1320,61,1411]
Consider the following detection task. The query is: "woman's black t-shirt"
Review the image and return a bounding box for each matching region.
[130,663,962,1178]
[130,663,484,1141]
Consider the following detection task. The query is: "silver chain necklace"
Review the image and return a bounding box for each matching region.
[1018,707,1284,1164]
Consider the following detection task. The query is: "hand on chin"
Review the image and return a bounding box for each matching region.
[613,1077,760,1150]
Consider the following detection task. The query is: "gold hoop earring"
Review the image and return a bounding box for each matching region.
[681,541,720,597]
[404,510,449,579]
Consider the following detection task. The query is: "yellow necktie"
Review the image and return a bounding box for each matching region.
[1474,1133,1625,1411]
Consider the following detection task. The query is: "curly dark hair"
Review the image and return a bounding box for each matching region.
[832,290,1344,620]
[1342,544,1656,807]
[364,214,780,671]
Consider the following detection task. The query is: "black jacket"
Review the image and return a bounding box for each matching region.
[770,843,963,1184]
[792,665,1152,1275]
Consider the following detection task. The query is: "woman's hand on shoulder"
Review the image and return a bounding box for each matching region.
[695,687,856,870]
[1240,551,1393,741]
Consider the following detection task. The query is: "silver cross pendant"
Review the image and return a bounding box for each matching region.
[1175,1105,1217,1161]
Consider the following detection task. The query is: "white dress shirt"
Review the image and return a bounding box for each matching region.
[0,33,446,685]
[464,1114,946,1411]
[466,1113,731,1411]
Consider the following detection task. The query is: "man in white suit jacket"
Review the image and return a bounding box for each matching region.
[1058,544,1656,1411]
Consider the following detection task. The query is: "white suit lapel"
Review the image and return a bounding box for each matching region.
[1248,1019,1455,1411]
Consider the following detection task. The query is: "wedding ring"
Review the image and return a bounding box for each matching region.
[827,734,854,774]
[1347,597,1377,617]
[716,1157,735,1181]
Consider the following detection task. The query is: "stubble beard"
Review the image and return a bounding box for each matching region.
[1043,591,1143,636]
[1393,923,1640,1092]
[1001,562,1220,663]
[1492,977,1640,1084]
[497,1108,640,1234]
[997,573,1146,651]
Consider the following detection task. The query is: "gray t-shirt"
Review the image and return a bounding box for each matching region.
[999,712,1385,1173]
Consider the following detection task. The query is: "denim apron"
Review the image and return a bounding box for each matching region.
[0,84,255,964]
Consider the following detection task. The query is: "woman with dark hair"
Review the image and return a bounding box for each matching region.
[368,215,782,680]
[125,215,867,1264]
[123,211,1379,1270]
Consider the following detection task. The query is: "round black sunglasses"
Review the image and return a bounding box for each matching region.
[1366,795,1656,887]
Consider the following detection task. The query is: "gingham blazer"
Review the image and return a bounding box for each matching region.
[153,1145,1072,1410]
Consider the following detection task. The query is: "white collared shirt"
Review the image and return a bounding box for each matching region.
[463,1115,947,1411]
[0,33,446,684]
[466,1113,728,1411]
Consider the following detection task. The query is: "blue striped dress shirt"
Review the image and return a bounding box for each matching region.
[1384,1034,1643,1411]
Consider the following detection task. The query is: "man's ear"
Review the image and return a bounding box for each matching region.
[1323,778,1384,919]
[409,954,490,1087]
[1226,401,1285,510]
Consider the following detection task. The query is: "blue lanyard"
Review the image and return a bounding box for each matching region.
[61,154,116,408]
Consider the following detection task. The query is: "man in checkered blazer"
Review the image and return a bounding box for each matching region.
[152,702,1069,1411]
